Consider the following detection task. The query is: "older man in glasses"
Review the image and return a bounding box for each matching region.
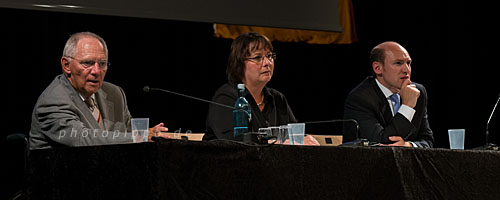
[29,32,168,149]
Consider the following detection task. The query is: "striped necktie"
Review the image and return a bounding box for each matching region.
[85,97,105,129]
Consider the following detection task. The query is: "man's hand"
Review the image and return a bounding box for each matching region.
[148,123,169,142]
[304,135,320,146]
[380,136,412,147]
[399,79,420,108]
[272,135,320,146]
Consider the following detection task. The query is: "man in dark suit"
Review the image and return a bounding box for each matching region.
[343,41,434,147]
[30,32,169,149]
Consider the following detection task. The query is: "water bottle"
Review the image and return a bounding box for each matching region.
[233,84,251,137]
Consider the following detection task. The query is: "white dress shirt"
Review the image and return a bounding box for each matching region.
[375,79,418,147]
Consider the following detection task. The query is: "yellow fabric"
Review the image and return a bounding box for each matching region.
[214,0,357,44]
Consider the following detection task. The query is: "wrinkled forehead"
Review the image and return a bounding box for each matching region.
[75,37,107,58]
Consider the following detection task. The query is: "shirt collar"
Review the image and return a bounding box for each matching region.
[262,86,273,99]
[375,78,395,99]
[79,93,96,102]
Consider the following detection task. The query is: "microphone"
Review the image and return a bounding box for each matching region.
[143,86,234,110]
[483,93,500,150]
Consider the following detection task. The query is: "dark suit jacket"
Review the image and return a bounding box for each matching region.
[29,74,133,149]
[343,76,434,148]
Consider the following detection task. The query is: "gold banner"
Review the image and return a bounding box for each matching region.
[215,0,357,44]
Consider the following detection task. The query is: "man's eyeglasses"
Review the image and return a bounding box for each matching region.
[66,56,110,70]
[246,52,276,64]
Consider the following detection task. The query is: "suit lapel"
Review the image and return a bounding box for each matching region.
[95,88,114,130]
[368,77,393,126]
[61,75,100,129]
[381,102,394,125]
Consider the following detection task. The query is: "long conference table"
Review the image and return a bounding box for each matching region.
[27,139,500,199]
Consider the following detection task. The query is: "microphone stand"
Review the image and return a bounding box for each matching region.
[477,94,500,150]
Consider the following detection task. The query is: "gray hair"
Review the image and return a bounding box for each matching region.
[62,32,108,58]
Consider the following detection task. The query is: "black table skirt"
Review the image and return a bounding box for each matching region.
[27,139,500,200]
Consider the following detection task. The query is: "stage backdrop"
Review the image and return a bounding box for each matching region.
[1,0,497,150]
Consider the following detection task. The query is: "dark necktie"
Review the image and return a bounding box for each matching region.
[389,93,401,115]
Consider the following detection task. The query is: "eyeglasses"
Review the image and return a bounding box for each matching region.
[66,56,110,70]
[246,52,276,64]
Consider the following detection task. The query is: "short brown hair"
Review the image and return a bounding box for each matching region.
[369,45,386,76]
[369,46,385,66]
[226,32,273,84]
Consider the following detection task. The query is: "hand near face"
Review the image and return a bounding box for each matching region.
[399,79,420,108]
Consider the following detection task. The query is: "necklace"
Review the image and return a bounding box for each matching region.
[257,95,265,106]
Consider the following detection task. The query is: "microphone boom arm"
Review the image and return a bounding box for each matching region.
[486,94,500,145]
[147,87,234,109]
[144,86,251,121]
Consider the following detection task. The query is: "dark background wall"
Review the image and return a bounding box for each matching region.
[0,0,500,198]
[3,0,498,148]
[1,0,498,197]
